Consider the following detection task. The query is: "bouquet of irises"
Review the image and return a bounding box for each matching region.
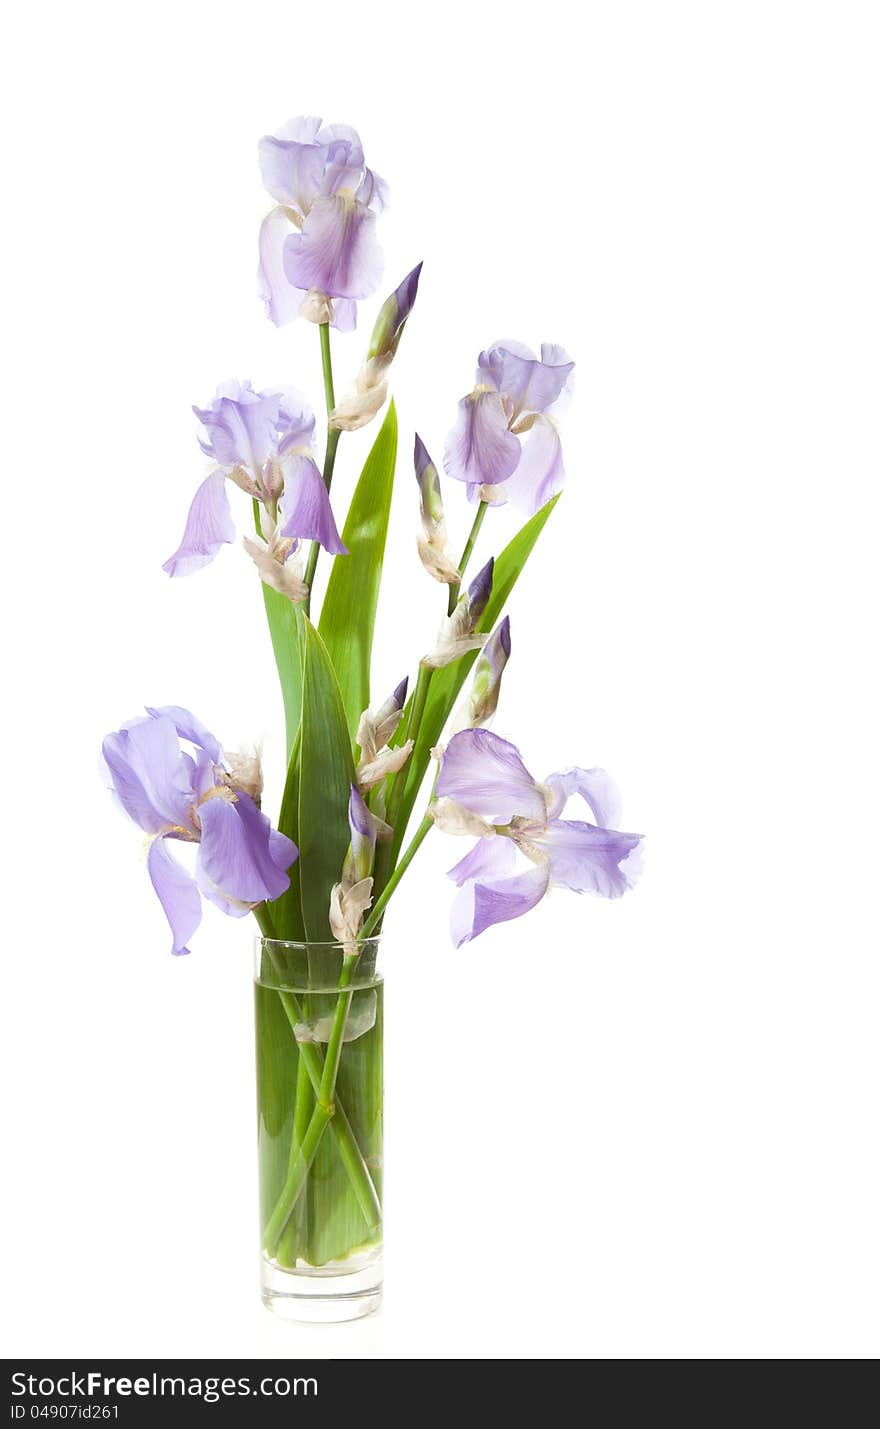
[102,117,643,1313]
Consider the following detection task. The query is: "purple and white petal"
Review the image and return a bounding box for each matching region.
[144,706,224,766]
[543,767,622,828]
[450,853,550,947]
[277,452,347,554]
[447,834,516,886]
[479,342,574,419]
[436,729,547,824]
[103,714,195,834]
[284,195,383,300]
[162,471,235,578]
[331,298,358,331]
[535,820,643,898]
[443,390,521,487]
[147,836,202,955]
[502,415,565,515]
[258,208,304,326]
[197,791,295,906]
[258,131,326,212]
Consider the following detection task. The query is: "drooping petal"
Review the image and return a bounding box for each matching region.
[332,298,358,332]
[543,767,622,828]
[162,471,235,577]
[449,843,549,947]
[443,390,521,487]
[502,416,565,515]
[147,837,202,955]
[197,791,296,905]
[535,819,643,898]
[447,834,516,885]
[277,452,347,554]
[102,714,196,834]
[436,729,547,824]
[144,706,224,765]
[284,194,383,300]
[258,208,305,327]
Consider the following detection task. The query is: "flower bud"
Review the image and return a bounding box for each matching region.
[367,263,423,362]
[330,264,423,432]
[467,616,511,726]
[415,434,460,585]
[422,558,494,669]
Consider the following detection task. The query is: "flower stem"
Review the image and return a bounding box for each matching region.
[262,954,360,1254]
[254,908,381,1240]
[362,813,433,938]
[447,500,488,615]
[304,323,342,609]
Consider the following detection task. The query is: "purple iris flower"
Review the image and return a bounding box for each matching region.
[102,707,297,955]
[258,117,387,331]
[444,341,574,514]
[163,380,346,584]
[433,729,642,947]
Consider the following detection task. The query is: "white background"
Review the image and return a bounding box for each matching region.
[2,0,878,1360]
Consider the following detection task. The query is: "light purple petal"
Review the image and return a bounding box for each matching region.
[144,706,224,765]
[197,792,295,905]
[479,342,574,418]
[148,837,201,955]
[447,834,516,886]
[502,416,565,515]
[277,452,347,554]
[443,390,520,487]
[284,195,383,300]
[258,133,326,212]
[162,472,235,577]
[543,768,622,828]
[102,715,195,834]
[436,729,547,823]
[536,820,643,898]
[194,385,282,472]
[258,208,303,327]
[331,298,358,332]
[276,392,316,452]
[450,853,549,947]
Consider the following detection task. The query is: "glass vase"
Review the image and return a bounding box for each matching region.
[254,938,383,1322]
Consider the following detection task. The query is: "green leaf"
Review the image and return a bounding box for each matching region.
[261,586,306,761]
[318,402,399,741]
[267,728,304,941]
[295,620,357,941]
[389,494,561,863]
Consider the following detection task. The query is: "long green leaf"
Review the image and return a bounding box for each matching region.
[318,402,399,741]
[295,620,357,941]
[258,507,306,760]
[267,728,304,941]
[389,494,560,863]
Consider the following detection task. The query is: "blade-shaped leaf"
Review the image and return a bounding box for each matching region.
[295,620,357,941]
[388,494,560,863]
[261,585,305,761]
[318,402,398,741]
[267,727,304,940]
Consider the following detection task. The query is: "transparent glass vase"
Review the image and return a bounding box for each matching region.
[255,938,383,1323]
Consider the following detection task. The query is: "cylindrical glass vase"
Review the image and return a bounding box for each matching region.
[255,938,383,1322]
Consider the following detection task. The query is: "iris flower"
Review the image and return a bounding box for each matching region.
[258,116,387,331]
[102,707,297,955]
[444,341,574,514]
[163,380,345,593]
[432,729,642,946]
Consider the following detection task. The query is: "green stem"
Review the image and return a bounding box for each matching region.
[304,324,342,608]
[447,500,489,615]
[254,910,381,1240]
[362,814,433,938]
[262,955,360,1254]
